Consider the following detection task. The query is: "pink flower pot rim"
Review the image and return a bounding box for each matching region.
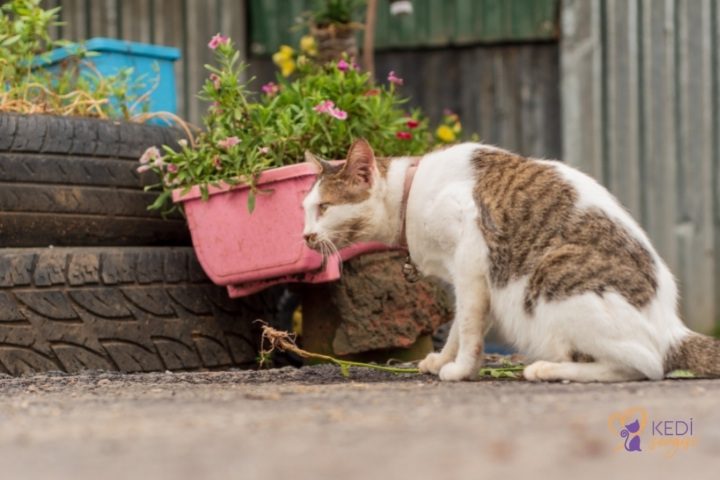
[171,161,343,203]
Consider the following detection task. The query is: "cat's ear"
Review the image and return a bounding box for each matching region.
[305,150,334,174]
[343,138,376,187]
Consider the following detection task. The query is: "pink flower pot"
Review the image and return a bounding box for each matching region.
[172,162,390,297]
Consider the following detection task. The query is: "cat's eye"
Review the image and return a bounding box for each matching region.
[318,203,330,215]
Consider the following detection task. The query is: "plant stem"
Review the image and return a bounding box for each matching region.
[259,323,525,378]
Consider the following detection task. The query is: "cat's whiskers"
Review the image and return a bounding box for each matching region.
[317,236,343,276]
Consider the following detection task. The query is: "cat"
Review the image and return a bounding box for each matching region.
[302,139,720,382]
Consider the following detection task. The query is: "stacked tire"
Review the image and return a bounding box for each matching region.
[0,114,275,375]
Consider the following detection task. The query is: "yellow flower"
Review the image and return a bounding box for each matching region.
[452,121,462,134]
[436,125,456,143]
[272,45,294,66]
[297,55,308,67]
[279,59,296,77]
[300,35,317,56]
[273,45,296,77]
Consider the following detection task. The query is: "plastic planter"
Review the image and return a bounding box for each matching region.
[37,37,181,117]
[172,162,390,297]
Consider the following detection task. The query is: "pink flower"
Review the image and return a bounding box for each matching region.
[208,33,229,50]
[314,100,335,113]
[139,146,160,165]
[406,119,419,129]
[259,146,270,154]
[352,61,360,71]
[137,164,152,173]
[166,163,179,174]
[212,155,222,170]
[330,109,347,120]
[396,131,412,140]
[314,100,347,121]
[388,70,404,85]
[337,59,349,72]
[210,73,221,90]
[261,82,279,96]
[218,136,240,149]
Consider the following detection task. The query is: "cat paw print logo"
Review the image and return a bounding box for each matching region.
[608,407,649,453]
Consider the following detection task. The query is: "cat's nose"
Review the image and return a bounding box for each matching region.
[303,233,318,246]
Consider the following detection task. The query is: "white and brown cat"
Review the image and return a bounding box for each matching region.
[302,139,720,382]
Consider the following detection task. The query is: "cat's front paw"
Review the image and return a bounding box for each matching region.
[523,360,556,381]
[418,352,449,374]
[438,362,476,381]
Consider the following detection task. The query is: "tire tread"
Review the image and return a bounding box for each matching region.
[0,248,271,375]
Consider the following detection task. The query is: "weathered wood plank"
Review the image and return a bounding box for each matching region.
[641,0,678,272]
[714,0,720,332]
[519,45,561,158]
[675,0,715,332]
[59,0,87,40]
[121,0,150,43]
[221,0,248,79]
[560,0,604,179]
[89,0,119,38]
[605,0,642,218]
[152,0,187,119]
[185,0,217,126]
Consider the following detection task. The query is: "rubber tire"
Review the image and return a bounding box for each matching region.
[0,247,280,375]
[0,113,190,247]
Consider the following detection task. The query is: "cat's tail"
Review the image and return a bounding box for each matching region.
[665,333,720,377]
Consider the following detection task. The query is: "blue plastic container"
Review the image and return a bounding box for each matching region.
[38,37,181,116]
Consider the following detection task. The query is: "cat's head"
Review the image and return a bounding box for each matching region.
[302,139,389,252]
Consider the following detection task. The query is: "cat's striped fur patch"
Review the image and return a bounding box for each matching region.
[471,149,658,313]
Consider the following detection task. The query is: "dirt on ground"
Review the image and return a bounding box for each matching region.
[0,365,718,480]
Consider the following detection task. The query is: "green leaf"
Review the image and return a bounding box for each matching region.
[147,190,171,211]
[247,191,256,213]
[666,369,696,379]
[1,34,20,46]
[478,366,523,379]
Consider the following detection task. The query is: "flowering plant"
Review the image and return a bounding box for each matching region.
[143,35,431,212]
[435,109,463,144]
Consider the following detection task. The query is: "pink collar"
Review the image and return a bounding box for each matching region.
[398,157,422,249]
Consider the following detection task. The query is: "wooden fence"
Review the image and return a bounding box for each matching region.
[562,0,720,333]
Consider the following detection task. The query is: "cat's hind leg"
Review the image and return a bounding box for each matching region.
[419,319,458,374]
[522,291,667,382]
[523,361,646,382]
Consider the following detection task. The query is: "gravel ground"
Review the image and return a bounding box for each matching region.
[1,365,718,480]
